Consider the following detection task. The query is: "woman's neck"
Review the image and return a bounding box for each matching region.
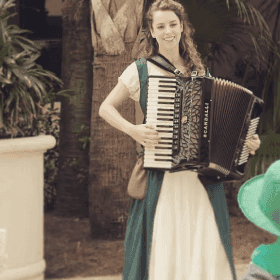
[158,47,184,67]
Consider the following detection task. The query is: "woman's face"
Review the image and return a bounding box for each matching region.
[150,10,183,51]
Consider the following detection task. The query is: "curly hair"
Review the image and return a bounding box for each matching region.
[144,0,205,76]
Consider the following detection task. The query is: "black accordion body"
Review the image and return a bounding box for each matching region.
[143,72,264,182]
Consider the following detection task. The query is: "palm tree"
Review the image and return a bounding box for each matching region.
[88,0,142,238]
[55,0,93,217]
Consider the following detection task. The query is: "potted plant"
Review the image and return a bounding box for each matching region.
[0,1,72,279]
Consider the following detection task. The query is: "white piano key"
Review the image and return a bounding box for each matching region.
[147,110,174,115]
[146,120,173,125]
[149,79,177,84]
[147,122,174,127]
[147,88,176,94]
[148,85,176,90]
[146,118,174,123]
[145,156,173,162]
[147,98,175,103]
[147,103,174,109]
[147,117,174,123]
[157,132,173,138]
[145,149,173,155]
[144,162,173,169]
[144,158,173,164]
[147,114,174,118]
[146,106,174,111]
[149,94,175,102]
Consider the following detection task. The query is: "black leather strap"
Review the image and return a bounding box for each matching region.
[147,53,188,77]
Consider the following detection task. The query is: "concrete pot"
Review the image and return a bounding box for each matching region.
[0,135,56,280]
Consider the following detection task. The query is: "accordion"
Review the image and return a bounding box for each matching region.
[143,74,264,182]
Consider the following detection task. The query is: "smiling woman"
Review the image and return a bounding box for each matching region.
[98,0,261,280]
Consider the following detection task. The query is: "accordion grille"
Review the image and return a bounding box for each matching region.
[210,78,253,170]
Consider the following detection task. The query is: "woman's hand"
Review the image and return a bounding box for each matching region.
[246,134,261,155]
[129,124,161,148]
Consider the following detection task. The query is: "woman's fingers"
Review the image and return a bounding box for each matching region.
[245,134,261,155]
[144,138,158,147]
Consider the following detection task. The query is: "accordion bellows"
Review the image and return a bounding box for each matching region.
[143,74,264,182]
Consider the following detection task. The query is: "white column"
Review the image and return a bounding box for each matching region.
[0,135,56,280]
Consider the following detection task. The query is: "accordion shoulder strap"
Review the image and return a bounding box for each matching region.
[147,54,200,77]
[147,53,186,77]
[135,57,148,123]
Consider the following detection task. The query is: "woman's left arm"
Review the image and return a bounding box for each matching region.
[246,134,261,155]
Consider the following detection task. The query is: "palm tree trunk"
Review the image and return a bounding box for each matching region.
[89,0,143,238]
[55,0,93,217]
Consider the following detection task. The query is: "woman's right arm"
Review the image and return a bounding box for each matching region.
[99,79,160,147]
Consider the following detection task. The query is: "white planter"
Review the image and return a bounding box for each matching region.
[0,135,56,280]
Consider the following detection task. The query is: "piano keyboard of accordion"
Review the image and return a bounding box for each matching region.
[144,75,264,182]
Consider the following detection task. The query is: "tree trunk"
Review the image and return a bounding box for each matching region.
[89,0,143,239]
[89,43,136,239]
[55,0,93,217]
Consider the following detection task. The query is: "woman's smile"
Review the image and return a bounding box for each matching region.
[164,36,175,41]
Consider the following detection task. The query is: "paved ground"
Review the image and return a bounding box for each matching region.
[46,263,249,280]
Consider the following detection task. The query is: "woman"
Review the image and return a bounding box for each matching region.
[99,1,261,279]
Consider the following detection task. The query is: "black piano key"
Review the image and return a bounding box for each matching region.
[157,108,174,112]
[158,102,175,105]
[158,96,175,100]
[157,113,174,116]
[157,118,174,121]
[158,89,176,92]
[158,84,177,88]
[157,130,173,133]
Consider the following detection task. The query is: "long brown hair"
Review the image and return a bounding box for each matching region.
[144,0,205,76]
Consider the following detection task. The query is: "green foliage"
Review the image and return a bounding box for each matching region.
[40,108,60,209]
[234,1,280,135]
[249,131,280,176]
[41,111,90,211]
[0,0,74,139]
[194,0,274,67]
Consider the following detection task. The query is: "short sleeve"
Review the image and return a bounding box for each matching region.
[118,62,140,102]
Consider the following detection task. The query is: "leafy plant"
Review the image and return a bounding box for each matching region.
[0,0,73,139]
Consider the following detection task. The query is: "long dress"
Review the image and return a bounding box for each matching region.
[119,60,237,280]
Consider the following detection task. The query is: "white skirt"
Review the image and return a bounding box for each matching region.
[148,170,233,280]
